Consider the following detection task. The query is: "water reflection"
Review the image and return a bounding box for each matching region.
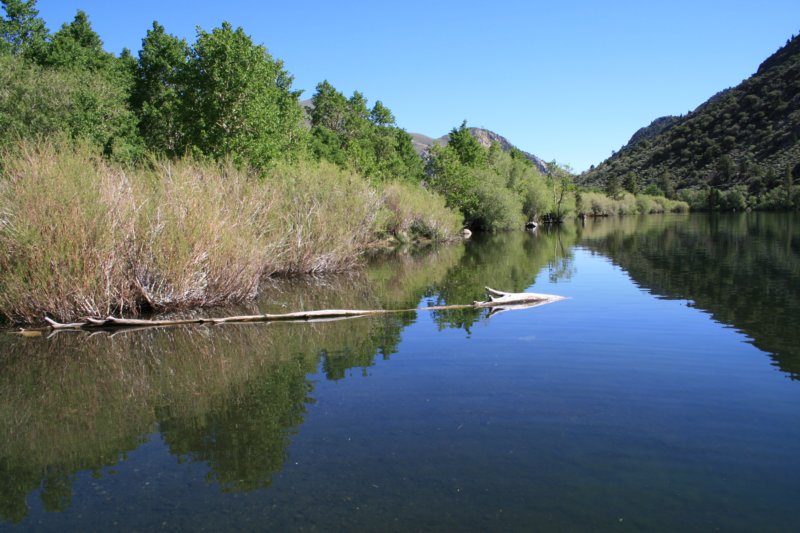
[2,213,798,525]
[0,231,566,523]
[423,230,576,331]
[577,212,800,379]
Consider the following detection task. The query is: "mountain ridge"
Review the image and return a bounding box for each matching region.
[580,33,800,196]
[410,127,549,174]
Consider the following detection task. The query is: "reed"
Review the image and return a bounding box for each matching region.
[376,180,463,242]
[0,143,392,323]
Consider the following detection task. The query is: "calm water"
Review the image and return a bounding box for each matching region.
[1,213,799,531]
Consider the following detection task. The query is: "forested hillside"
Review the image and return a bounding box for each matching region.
[581,34,800,210]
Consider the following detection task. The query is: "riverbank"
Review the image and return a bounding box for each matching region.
[0,142,462,325]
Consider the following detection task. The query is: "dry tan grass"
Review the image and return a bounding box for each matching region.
[377,180,463,242]
[263,160,382,273]
[0,143,385,323]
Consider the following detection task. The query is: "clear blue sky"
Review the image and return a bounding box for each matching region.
[33,0,800,171]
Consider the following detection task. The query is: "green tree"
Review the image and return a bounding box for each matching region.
[623,172,639,194]
[658,169,676,199]
[605,173,621,199]
[183,21,305,167]
[707,185,721,211]
[131,21,189,155]
[0,54,142,160]
[42,10,112,72]
[716,155,735,185]
[0,0,48,59]
[448,121,486,167]
[346,91,370,134]
[426,143,479,219]
[308,80,350,166]
[784,164,795,208]
[546,162,575,222]
[309,80,348,134]
[309,81,422,182]
[369,100,395,127]
[370,127,424,182]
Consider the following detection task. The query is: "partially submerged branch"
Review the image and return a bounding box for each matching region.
[25,288,565,333]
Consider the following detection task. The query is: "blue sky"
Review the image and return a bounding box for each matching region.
[33,1,800,171]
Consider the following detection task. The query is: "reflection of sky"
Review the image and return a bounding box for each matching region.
[296,247,800,530]
[8,239,800,531]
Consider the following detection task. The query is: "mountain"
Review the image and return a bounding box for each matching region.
[410,127,549,174]
[409,132,438,154]
[618,115,680,153]
[580,34,800,194]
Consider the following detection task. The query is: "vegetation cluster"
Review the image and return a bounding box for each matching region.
[0,1,684,323]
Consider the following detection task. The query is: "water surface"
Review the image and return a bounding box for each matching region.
[1,213,799,531]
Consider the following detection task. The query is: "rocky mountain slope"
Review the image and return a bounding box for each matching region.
[411,127,549,174]
[618,115,680,154]
[580,34,800,193]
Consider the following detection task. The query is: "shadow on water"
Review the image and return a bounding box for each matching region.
[576,212,800,379]
[0,229,572,524]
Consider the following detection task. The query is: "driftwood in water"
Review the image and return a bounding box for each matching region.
[32,288,565,332]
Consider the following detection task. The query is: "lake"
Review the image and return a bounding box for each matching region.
[1,213,799,531]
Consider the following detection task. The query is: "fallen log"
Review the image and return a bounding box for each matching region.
[27,287,565,332]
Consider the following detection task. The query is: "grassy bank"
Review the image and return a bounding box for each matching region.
[579,191,689,216]
[0,142,461,324]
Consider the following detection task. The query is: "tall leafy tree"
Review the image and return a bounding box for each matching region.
[604,173,621,199]
[42,10,112,71]
[309,81,423,181]
[546,162,575,222]
[784,164,795,208]
[310,80,349,134]
[131,21,189,155]
[623,172,639,194]
[426,143,480,219]
[659,169,676,199]
[0,0,48,59]
[0,54,142,160]
[183,22,305,167]
[345,91,370,136]
[447,121,486,167]
[369,101,395,127]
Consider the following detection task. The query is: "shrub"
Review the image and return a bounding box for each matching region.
[581,192,638,216]
[582,191,614,216]
[616,193,638,215]
[377,181,462,242]
[677,189,709,210]
[719,185,749,211]
[519,175,553,221]
[636,194,658,214]
[468,168,526,231]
